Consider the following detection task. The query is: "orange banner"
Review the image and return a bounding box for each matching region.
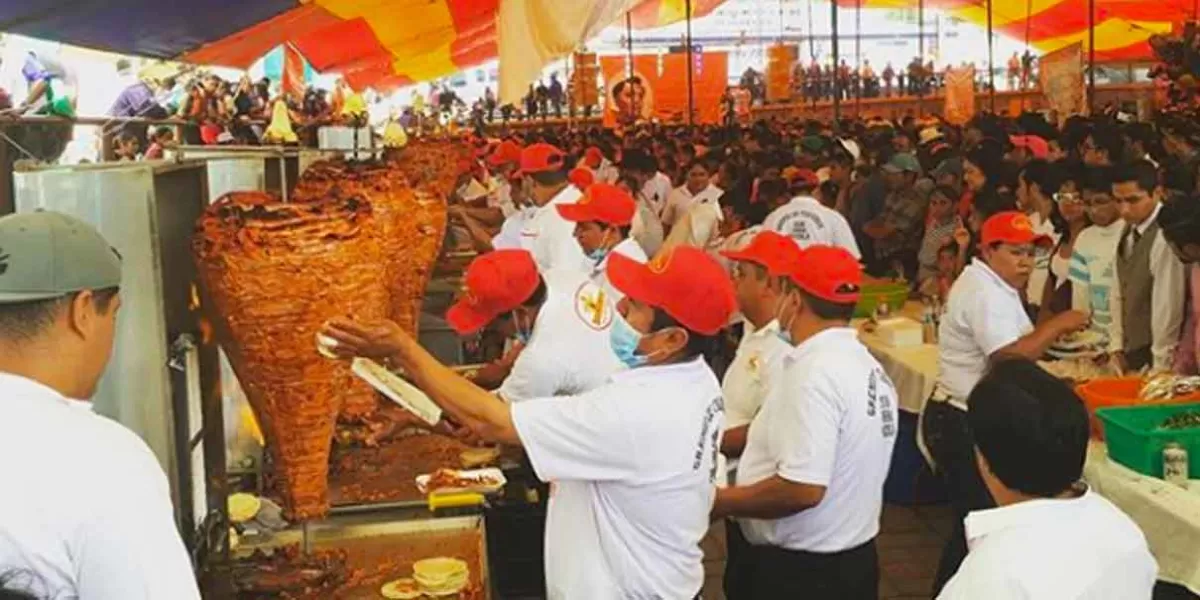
[1040,43,1086,118]
[943,66,976,126]
[601,52,728,127]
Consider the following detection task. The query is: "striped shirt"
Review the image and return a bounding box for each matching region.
[1068,220,1125,352]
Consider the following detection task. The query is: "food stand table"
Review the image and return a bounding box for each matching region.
[852,301,939,414]
[1085,441,1200,595]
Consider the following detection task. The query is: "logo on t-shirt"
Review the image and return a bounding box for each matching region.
[574,281,614,331]
[868,367,897,439]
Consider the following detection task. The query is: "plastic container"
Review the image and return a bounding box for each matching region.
[1096,402,1200,479]
[1078,377,1200,440]
[854,281,910,318]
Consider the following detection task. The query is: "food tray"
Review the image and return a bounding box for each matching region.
[1079,378,1200,440]
[853,282,909,318]
[417,469,507,496]
[1097,402,1200,479]
[231,515,488,599]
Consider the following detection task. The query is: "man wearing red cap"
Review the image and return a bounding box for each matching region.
[453,140,534,253]
[922,211,1089,594]
[714,244,899,600]
[321,246,737,598]
[578,144,619,185]
[516,143,590,272]
[715,231,802,597]
[443,249,622,403]
[763,174,861,258]
[556,183,647,296]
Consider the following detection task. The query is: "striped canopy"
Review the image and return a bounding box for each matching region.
[837,0,1190,61]
[0,0,724,92]
[0,0,1183,91]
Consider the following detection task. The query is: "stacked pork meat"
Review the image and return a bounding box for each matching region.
[194,144,457,519]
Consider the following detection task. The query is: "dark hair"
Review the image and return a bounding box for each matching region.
[1088,126,1126,163]
[530,169,569,187]
[722,191,768,227]
[973,190,1018,223]
[937,240,960,256]
[1080,166,1112,194]
[968,359,1088,498]
[520,280,547,309]
[931,184,960,202]
[0,570,44,600]
[0,288,120,344]
[1159,190,1200,248]
[620,149,657,175]
[1019,159,1060,199]
[756,178,791,202]
[684,158,713,175]
[1111,160,1159,194]
[796,287,857,321]
[613,76,644,99]
[650,308,721,364]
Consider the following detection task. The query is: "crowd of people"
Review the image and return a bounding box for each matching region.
[2,73,1200,598]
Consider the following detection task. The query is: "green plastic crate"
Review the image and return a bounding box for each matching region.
[1096,402,1200,479]
[853,282,910,318]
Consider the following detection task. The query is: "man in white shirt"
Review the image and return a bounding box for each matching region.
[322,246,738,599]
[714,231,801,597]
[515,143,590,272]
[924,211,1090,595]
[556,182,648,298]
[762,179,862,258]
[1111,160,1188,372]
[714,245,899,599]
[0,212,200,600]
[939,359,1156,599]
[579,145,619,184]
[622,149,673,218]
[661,159,723,231]
[445,250,622,403]
[1069,168,1125,353]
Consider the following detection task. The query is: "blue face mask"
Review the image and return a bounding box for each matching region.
[609,311,648,368]
[588,247,610,264]
[512,311,531,345]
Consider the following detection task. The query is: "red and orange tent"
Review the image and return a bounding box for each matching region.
[0,0,1188,91]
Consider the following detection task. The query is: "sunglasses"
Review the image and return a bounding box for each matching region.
[1053,192,1082,205]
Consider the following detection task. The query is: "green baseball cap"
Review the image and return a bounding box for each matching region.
[882,152,922,175]
[0,211,121,304]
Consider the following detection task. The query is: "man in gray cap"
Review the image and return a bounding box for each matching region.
[863,153,929,279]
[0,212,200,599]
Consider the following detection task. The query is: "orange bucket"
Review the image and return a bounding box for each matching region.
[1077,377,1200,440]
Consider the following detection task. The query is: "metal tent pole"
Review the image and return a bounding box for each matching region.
[626,11,635,80]
[855,0,862,116]
[832,0,841,120]
[1088,0,1096,113]
[918,0,925,115]
[686,0,695,127]
[987,0,996,112]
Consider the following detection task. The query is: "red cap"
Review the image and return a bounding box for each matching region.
[556,183,636,226]
[516,143,566,175]
[786,245,863,304]
[568,167,596,191]
[720,230,803,276]
[446,250,540,335]
[981,211,1053,247]
[487,140,522,166]
[607,246,736,335]
[783,167,820,189]
[1009,135,1049,160]
[584,146,604,168]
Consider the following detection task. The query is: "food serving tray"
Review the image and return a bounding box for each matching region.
[417,468,507,496]
[231,514,489,599]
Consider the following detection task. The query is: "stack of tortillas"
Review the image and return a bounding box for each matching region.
[414,557,469,596]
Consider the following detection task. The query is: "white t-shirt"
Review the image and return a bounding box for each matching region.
[493,206,535,250]
[721,319,791,481]
[939,489,1157,600]
[1026,212,1062,308]
[489,176,517,217]
[937,259,1033,405]
[630,200,665,258]
[661,201,724,255]
[520,186,589,272]
[662,183,723,229]
[497,269,625,403]
[641,172,674,218]
[736,328,899,553]
[511,358,724,599]
[0,373,201,600]
[763,196,862,258]
[1069,220,1125,352]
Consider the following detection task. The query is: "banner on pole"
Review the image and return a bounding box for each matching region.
[1039,43,1086,118]
[600,52,728,127]
[943,65,976,125]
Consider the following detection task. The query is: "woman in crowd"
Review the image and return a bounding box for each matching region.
[917,185,963,293]
[1038,171,1091,322]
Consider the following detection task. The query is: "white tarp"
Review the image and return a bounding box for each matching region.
[497,0,636,105]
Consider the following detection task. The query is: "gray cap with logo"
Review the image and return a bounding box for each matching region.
[0,211,121,304]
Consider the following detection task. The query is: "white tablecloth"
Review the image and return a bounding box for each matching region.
[853,302,938,414]
[1085,441,1200,594]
